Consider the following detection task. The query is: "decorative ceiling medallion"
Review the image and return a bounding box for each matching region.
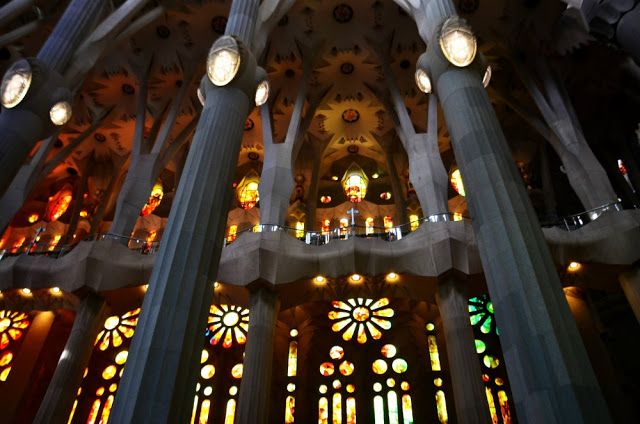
[347,144,359,154]
[342,109,360,123]
[244,118,254,131]
[333,4,354,23]
[156,25,170,39]
[211,16,227,34]
[340,62,355,74]
[248,152,259,161]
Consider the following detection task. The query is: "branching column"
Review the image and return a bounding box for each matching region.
[34,293,107,424]
[109,0,260,420]
[236,287,280,423]
[436,278,491,423]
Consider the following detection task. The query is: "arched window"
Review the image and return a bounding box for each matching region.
[318,345,357,423]
[0,310,32,382]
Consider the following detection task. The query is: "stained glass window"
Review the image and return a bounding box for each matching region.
[206,304,249,348]
[426,323,449,423]
[317,345,356,424]
[328,298,394,344]
[370,344,413,424]
[0,310,31,382]
[284,328,298,423]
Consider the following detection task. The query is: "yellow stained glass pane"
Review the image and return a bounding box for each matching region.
[231,363,243,379]
[320,362,334,376]
[0,366,11,381]
[0,351,12,366]
[366,322,382,340]
[331,319,352,333]
[381,344,397,358]
[224,399,236,424]
[370,317,391,331]
[201,350,209,364]
[201,364,215,379]
[319,397,329,424]
[234,326,247,344]
[374,395,385,424]
[6,328,22,341]
[67,399,78,424]
[356,324,367,344]
[428,335,441,371]
[332,301,351,311]
[115,350,128,365]
[199,399,211,424]
[342,322,357,341]
[287,341,298,377]
[370,298,389,310]
[100,395,114,423]
[99,333,110,351]
[372,308,394,318]
[346,397,356,424]
[112,330,123,347]
[222,329,233,348]
[86,399,101,424]
[0,333,8,349]
[388,391,399,424]
[498,390,513,424]
[339,360,354,376]
[486,387,498,424]
[285,395,295,423]
[333,392,342,424]
[328,311,350,320]
[435,390,448,424]
[239,322,249,332]
[329,346,344,360]
[402,394,414,424]
[190,395,198,424]
[372,359,388,374]
[102,365,117,380]
[392,359,408,374]
[120,326,135,338]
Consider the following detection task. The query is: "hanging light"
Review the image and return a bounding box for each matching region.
[482,65,492,88]
[140,181,164,217]
[341,162,369,203]
[255,79,269,106]
[207,36,242,86]
[1,59,32,108]
[439,16,477,67]
[236,170,260,209]
[49,101,72,126]
[450,168,465,197]
[44,184,73,222]
[415,68,432,94]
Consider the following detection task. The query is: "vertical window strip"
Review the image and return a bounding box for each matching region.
[319,397,329,424]
[373,395,385,424]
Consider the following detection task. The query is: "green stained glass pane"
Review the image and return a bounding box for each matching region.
[470,314,482,325]
[468,304,477,312]
[481,318,492,334]
[475,339,486,354]
[487,302,494,314]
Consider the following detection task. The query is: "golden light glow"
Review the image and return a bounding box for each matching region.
[567,261,582,272]
[207,304,249,349]
[409,214,420,232]
[27,213,39,224]
[295,221,304,238]
[439,17,477,67]
[236,171,260,210]
[51,287,61,295]
[21,288,31,295]
[79,210,88,218]
[289,328,298,337]
[1,60,32,108]
[386,272,399,282]
[350,274,362,283]
[207,36,241,86]
[95,309,139,351]
[415,68,432,94]
[44,184,73,222]
[140,182,164,217]
[255,80,269,106]
[450,168,465,196]
[314,275,326,284]
[341,163,369,203]
[49,101,72,126]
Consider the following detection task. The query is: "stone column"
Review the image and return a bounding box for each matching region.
[109,0,260,421]
[436,278,491,423]
[34,293,107,424]
[620,267,640,323]
[236,287,280,423]
[616,3,640,63]
[383,146,408,224]
[0,0,106,194]
[408,1,611,421]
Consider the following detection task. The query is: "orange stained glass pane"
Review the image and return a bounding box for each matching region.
[0,351,12,366]
[99,395,114,423]
[222,329,234,348]
[288,341,298,377]
[1,333,9,349]
[370,298,389,310]
[0,366,11,381]
[120,326,135,338]
[210,327,225,345]
[401,394,414,424]
[381,344,397,358]
[319,397,329,424]
[486,387,498,424]
[497,391,512,424]
[199,399,211,424]
[67,399,78,424]
[366,322,382,339]
[233,326,247,344]
[333,392,342,424]
[356,324,367,344]
[346,397,356,424]
[7,328,22,341]
[328,311,350,320]
[332,301,351,311]
[111,330,123,347]
[224,399,236,424]
[231,363,243,379]
[339,361,354,376]
[428,336,441,371]
[372,359,388,375]
[342,322,357,341]
[320,362,335,376]
[86,398,101,424]
[435,390,448,424]
[329,346,344,360]
[285,395,295,423]
[332,319,352,333]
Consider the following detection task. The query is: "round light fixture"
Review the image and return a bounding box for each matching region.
[255,79,269,106]
[439,16,477,67]
[386,272,399,282]
[49,101,72,126]
[290,328,298,337]
[567,261,582,272]
[207,36,242,86]
[21,288,32,295]
[1,59,32,108]
[51,286,61,294]
[314,275,326,284]
[414,68,432,94]
[482,65,492,88]
[350,273,362,283]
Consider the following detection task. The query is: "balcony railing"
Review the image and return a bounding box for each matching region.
[542,201,626,231]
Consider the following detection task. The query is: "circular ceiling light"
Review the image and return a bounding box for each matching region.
[1,59,32,108]
[483,65,492,88]
[439,16,477,67]
[255,79,269,106]
[49,101,72,126]
[207,36,241,86]
[414,68,432,94]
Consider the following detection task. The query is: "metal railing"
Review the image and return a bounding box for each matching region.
[541,201,626,231]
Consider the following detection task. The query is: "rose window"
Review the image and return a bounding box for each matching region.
[328,298,394,344]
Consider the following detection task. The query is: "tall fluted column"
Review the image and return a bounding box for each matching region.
[436,278,491,423]
[383,146,408,223]
[0,0,106,194]
[620,267,640,323]
[236,287,280,423]
[109,0,260,420]
[34,293,107,424]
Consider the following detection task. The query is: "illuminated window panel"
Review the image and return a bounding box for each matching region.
[497,391,513,424]
[226,225,238,243]
[383,216,393,231]
[333,392,342,424]
[435,390,448,423]
[0,310,31,382]
[284,329,298,423]
[468,295,497,335]
[409,215,420,232]
[401,394,414,424]
[374,395,385,424]
[388,391,400,424]
[365,217,375,235]
[319,397,329,424]
[206,304,249,349]
[427,335,441,371]
[224,398,236,424]
[328,298,394,344]
[288,341,298,377]
[295,221,305,238]
[346,396,356,424]
[94,309,140,351]
[198,399,211,424]
[285,395,295,423]
[486,387,498,424]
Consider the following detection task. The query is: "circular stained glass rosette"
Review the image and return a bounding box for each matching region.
[207,304,249,348]
[320,362,335,376]
[330,345,344,360]
[0,310,30,350]
[468,295,498,335]
[95,308,140,351]
[329,298,394,344]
